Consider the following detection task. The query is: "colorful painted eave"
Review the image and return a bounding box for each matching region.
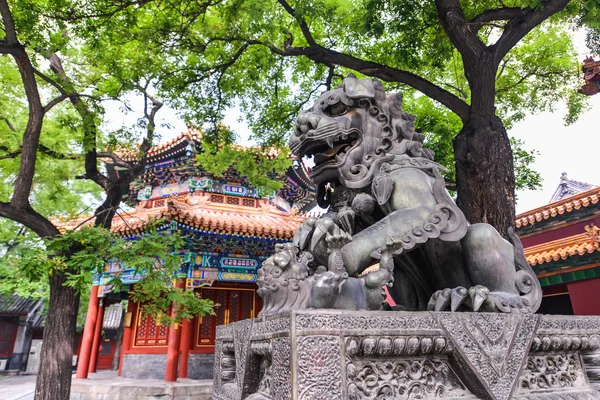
[515,186,600,229]
[55,193,309,239]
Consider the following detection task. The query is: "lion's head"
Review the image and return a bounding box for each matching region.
[289,75,433,194]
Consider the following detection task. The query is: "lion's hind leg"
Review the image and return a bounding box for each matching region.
[429,223,541,313]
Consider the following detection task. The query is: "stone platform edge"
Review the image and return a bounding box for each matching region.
[213,311,600,400]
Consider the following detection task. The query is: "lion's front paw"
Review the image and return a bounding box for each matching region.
[428,285,491,312]
[384,236,404,255]
[325,230,352,251]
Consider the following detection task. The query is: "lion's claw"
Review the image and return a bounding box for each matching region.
[469,285,489,312]
[428,285,534,313]
[434,288,452,311]
[450,286,468,312]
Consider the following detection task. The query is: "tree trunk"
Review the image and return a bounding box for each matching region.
[454,113,515,236]
[34,272,79,400]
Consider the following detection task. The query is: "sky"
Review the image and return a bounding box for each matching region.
[510,94,600,214]
[508,28,599,214]
[105,31,600,216]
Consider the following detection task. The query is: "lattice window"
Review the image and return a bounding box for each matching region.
[228,292,240,323]
[226,197,240,206]
[210,194,224,203]
[241,291,254,319]
[154,199,166,208]
[242,199,256,207]
[134,311,169,347]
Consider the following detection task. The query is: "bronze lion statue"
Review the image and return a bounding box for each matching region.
[258,75,541,315]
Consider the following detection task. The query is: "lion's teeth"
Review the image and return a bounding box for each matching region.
[326,138,334,148]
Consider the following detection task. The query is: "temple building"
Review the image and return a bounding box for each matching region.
[516,173,600,316]
[0,295,43,373]
[0,294,122,374]
[64,132,315,381]
[578,56,600,96]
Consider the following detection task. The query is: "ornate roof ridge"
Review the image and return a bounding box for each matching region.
[109,129,282,162]
[515,186,600,229]
[548,172,596,203]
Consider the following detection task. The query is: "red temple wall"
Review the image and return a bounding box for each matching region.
[520,216,600,247]
[567,277,600,315]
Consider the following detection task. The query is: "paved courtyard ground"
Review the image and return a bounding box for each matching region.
[0,371,213,400]
[0,373,36,400]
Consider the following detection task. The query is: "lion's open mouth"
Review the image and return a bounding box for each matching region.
[302,129,361,168]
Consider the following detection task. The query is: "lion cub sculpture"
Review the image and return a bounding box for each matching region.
[257,75,541,315]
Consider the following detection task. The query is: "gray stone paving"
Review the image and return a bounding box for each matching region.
[0,373,36,400]
[0,370,213,400]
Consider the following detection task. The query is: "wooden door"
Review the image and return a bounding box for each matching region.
[195,287,256,349]
[0,319,18,357]
[96,337,117,370]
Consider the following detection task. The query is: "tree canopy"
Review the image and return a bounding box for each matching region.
[22,0,598,233]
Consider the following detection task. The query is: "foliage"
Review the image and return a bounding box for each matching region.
[1,224,214,323]
[406,94,541,191]
[195,124,292,192]
[511,138,543,192]
[35,0,599,194]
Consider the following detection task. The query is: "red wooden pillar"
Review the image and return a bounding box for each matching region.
[88,299,105,373]
[118,300,136,376]
[165,279,185,382]
[76,285,100,379]
[178,318,192,378]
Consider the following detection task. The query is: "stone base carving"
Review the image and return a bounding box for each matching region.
[212,311,600,400]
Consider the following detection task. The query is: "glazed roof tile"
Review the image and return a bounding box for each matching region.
[0,294,42,316]
[57,192,308,239]
[103,303,123,330]
[524,224,600,266]
[30,303,123,330]
[31,306,45,329]
[515,186,600,229]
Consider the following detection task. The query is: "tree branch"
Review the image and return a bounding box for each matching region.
[435,0,486,66]
[0,0,45,210]
[44,53,111,191]
[492,0,570,64]
[278,0,317,47]
[0,0,17,44]
[268,0,470,120]
[0,202,60,238]
[2,116,16,132]
[44,0,153,22]
[43,93,106,113]
[130,84,163,175]
[0,144,79,161]
[273,44,471,121]
[97,152,133,169]
[470,7,524,32]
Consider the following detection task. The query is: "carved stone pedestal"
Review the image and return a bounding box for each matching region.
[212,310,600,400]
